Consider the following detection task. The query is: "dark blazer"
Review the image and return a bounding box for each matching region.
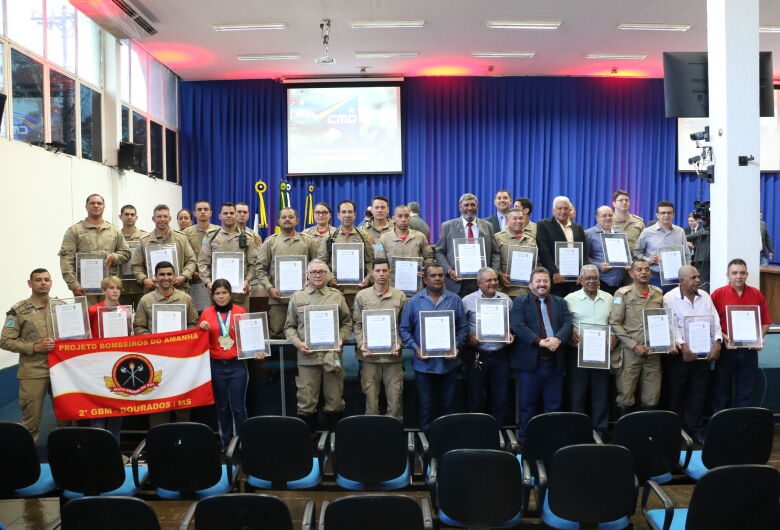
[761,221,774,256]
[535,217,589,275]
[485,215,502,235]
[509,293,572,372]
[409,215,431,241]
[683,226,699,236]
[435,217,501,294]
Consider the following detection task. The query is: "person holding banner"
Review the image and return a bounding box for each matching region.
[133,261,199,335]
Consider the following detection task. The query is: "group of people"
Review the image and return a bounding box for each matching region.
[0,189,771,447]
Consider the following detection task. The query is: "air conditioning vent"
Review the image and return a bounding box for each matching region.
[70,0,157,40]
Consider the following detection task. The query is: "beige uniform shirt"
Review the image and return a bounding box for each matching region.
[377,229,435,266]
[609,284,664,367]
[241,226,264,247]
[131,229,197,290]
[121,228,149,295]
[58,220,131,291]
[524,221,538,239]
[613,214,645,253]
[182,223,219,257]
[285,285,353,365]
[197,227,259,287]
[362,218,395,242]
[133,289,199,335]
[495,229,538,297]
[303,225,336,243]
[352,286,406,363]
[1,297,55,379]
[256,231,320,305]
[317,226,375,296]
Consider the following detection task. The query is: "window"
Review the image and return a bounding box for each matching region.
[11,49,44,144]
[164,68,177,126]
[150,120,163,176]
[165,128,178,183]
[120,40,130,102]
[49,69,77,155]
[7,0,44,56]
[149,58,164,121]
[121,105,130,142]
[77,12,101,87]
[80,84,101,161]
[130,43,148,111]
[0,42,6,138]
[46,0,76,73]
[132,111,147,174]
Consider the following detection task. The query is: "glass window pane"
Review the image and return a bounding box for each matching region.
[149,59,164,121]
[129,43,147,111]
[132,111,147,174]
[77,12,101,87]
[0,41,5,92]
[49,69,77,155]
[121,105,129,142]
[11,49,44,144]
[46,0,76,72]
[0,0,5,36]
[165,128,178,183]
[80,84,102,161]
[7,0,44,56]
[164,68,177,126]
[120,40,130,102]
[0,42,6,138]
[150,120,162,176]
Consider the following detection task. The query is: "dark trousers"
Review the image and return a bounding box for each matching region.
[566,349,610,434]
[459,279,479,297]
[516,360,563,442]
[714,348,758,411]
[666,355,711,436]
[210,358,249,447]
[465,349,511,426]
[415,370,458,436]
[551,281,579,298]
[90,417,122,443]
[649,271,675,294]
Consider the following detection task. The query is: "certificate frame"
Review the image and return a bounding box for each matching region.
[234,312,270,360]
[50,297,91,340]
[642,308,675,354]
[475,297,510,343]
[725,305,763,348]
[683,315,713,358]
[361,308,398,355]
[151,304,187,334]
[332,242,364,285]
[145,244,180,278]
[658,245,688,286]
[390,256,422,295]
[304,304,340,351]
[212,251,246,294]
[274,255,307,297]
[454,238,486,279]
[600,233,632,268]
[97,305,133,338]
[505,245,537,285]
[577,322,610,369]
[420,309,456,358]
[555,241,584,281]
[189,282,212,312]
[76,252,107,293]
[122,242,142,280]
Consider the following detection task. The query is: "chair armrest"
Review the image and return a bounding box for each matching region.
[407,432,416,484]
[420,497,434,530]
[680,429,693,470]
[498,429,506,450]
[536,459,548,507]
[417,431,430,459]
[225,435,240,487]
[329,432,335,454]
[428,458,438,509]
[316,431,328,470]
[592,430,604,444]
[42,517,61,530]
[641,480,674,530]
[131,438,146,487]
[504,429,520,454]
[318,500,330,530]
[301,500,315,530]
[177,501,198,530]
[522,457,532,486]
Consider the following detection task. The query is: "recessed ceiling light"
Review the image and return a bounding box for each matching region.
[237,54,300,61]
[487,20,561,30]
[619,23,691,31]
[213,23,287,31]
[351,20,425,28]
[353,51,419,58]
[760,25,780,33]
[473,52,535,58]
[586,53,647,60]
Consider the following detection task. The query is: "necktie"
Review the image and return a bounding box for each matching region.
[467,222,474,239]
[538,297,555,338]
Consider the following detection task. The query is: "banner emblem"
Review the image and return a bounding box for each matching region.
[104,354,162,397]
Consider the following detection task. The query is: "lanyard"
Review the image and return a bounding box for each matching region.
[217,310,232,337]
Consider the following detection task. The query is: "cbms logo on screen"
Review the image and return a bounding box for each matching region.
[316,97,359,137]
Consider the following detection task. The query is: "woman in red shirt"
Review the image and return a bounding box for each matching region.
[198,279,249,449]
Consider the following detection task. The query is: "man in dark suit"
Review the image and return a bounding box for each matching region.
[485,190,512,234]
[407,201,431,242]
[761,212,774,265]
[435,193,501,297]
[510,266,573,441]
[535,196,589,297]
[684,212,700,236]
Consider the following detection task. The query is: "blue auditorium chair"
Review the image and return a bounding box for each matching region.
[178,493,313,530]
[44,496,161,530]
[0,421,56,498]
[319,495,433,530]
[612,410,683,485]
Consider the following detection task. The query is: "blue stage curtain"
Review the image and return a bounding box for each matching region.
[180,76,776,246]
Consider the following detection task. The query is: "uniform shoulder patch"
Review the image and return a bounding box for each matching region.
[613,297,622,304]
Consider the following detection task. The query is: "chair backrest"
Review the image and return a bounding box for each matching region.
[193,493,293,530]
[612,410,681,481]
[48,427,125,495]
[333,416,407,484]
[523,412,593,476]
[323,495,424,530]
[685,465,780,530]
[429,413,500,461]
[239,416,313,484]
[437,449,523,526]
[548,444,636,524]
[702,407,774,469]
[0,422,41,495]
[145,422,222,493]
[60,496,162,530]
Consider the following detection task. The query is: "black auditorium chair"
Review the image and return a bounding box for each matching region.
[319,495,433,530]
[239,416,327,490]
[43,496,162,530]
[643,464,780,530]
[331,415,413,491]
[612,410,682,485]
[178,493,313,530]
[678,406,773,481]
[0,421,56,498]
[48,427,148,498]
[540,444,637,530]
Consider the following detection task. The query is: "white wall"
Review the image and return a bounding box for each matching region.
[0,139,182,370]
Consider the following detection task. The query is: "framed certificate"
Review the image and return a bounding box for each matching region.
[146,244,179,278]
[235,312,270,360]
[122,242,142,280]
[50,297,91,340]
[505,246,536,285]
[275,255,307,297]
[362,308,397,355]
[189,282,212,312]
[475,298,510,343]
[658,246,687,286]
[420,310,456,358]
[577,323,610,369]
[642,308,674,354]
[454,238,486,279]
[152,304,187,334]
[391,256,422,295]
[684,315,713,357]
[332,243,364,285]
[726,305,763,348]
[600,233,631,267]
[76,252,106,293]
[555,241,583,280]
[97,305,133,338]
[213,252,246,293]
[304,304,340,351]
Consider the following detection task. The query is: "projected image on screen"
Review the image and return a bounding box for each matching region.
[287,85,403,175]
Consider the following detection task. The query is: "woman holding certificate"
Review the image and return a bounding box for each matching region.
[198,279,249,449]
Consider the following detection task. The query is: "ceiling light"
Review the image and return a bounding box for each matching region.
[237,54,300,61]
[213,23,287,31]
[619,23,691,31]
[351,20,425,28]
[487,20,561,30]
[586,53,647,60]
[473,52,534,58]
[760,26,780,33]
[353,51,419,58]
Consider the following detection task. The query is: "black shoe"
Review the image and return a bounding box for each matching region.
[297,414,318,434]
[325,411,343,431]
[616,405,633,418]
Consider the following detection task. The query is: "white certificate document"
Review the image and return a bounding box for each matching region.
[423,316,452,350]
[394,260,419,292]
[156,310,183,333]
[687,321,711,354]
[604,237,629,263]
[661,250,683,280]
[731,310,759,342]
[336,249,361,281]
[278,260,303,292]
[308,310,336,345]
[457,243,483,274]
[646,314,672,348]
[238,318,266,352]
[79,258,104,290]
[149,247,175,275]
[55,303,86,339]
[510,250,533,282]
[215,257,242,291]
[479,303,506,336]
[558,247,581,277]
[365,314,393,349]
[101,311,129,338]
[582,328,607,362]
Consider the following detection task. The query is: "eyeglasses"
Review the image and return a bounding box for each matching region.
[657,210,674,216]
[314,210,329,215]
[308,270,328,275]
[582,276,600,282]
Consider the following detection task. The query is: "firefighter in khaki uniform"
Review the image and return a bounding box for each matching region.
[495,208,537,298]
[361,195,395,244]
[256,208,320,338]
[117,204,149,307]
[611,190,645,254]
[303,202,335,243]
[285,260,353,432]
[236,202,264,246]
[182,201,219,266]
[353,260,406,420]
[377,205,435,269]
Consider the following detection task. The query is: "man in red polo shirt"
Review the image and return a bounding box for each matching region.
[710,258,771,410]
